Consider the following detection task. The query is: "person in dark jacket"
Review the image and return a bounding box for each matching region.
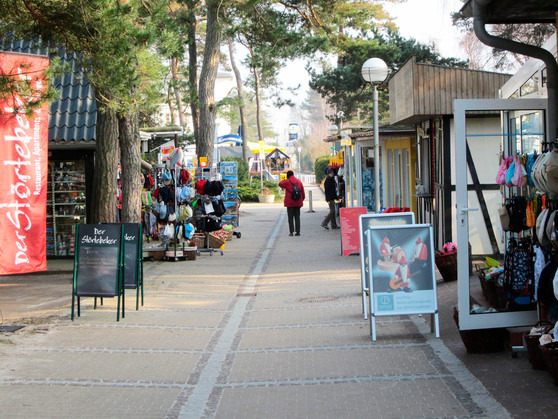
[322,168,338,230]
[278,170,305,236]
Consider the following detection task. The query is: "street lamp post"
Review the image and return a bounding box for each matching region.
[361,58,388,213]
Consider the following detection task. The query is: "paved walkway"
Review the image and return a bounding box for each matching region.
[0,183,556,418]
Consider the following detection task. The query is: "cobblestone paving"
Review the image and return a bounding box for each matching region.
[0,185,519,418]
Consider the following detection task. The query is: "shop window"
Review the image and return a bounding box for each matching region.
[520,112,543,153]
[387,149,394,205]
[416,130,432,196]
[520,73,539,97]
[387,144,411,209]
[401,149,410,207]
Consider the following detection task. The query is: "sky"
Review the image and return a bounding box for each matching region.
[268,0,467,141]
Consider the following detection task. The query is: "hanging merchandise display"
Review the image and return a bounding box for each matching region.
[142,157,198,261]
[220,162,240,228]
[192,166,226,256]
[487,133,558,353]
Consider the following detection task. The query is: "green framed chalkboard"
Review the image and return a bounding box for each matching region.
[121,223,144,310]
[71,224,125,321]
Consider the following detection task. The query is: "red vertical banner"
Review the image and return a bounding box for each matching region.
[340,206,368,256]
[0,53,49,275]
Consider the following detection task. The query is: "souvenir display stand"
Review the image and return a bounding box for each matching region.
[193,167,225,256]
[220,161,241,236]
[141,159,241,261]
[143,161,198,261]
[47,160,87,257]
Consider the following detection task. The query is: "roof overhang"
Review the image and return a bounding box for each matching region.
[460,0,558,24]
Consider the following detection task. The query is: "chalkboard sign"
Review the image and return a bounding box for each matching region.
[75,224,123,296]
[122,223,141,289]
[71,224,124,321]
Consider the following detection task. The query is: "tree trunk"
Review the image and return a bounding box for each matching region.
[227,38,249,164]
[253,65,264,144]
[167,85,176,126]
[186,1,199,147]
[197,0,222,166]
[171,57,186,128]
[92,97,118,223]
[118,111,142,223]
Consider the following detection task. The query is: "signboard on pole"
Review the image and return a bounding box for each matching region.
[160,140,175,161]
[366,224,439,341]
[0,52,49,275]
[359,212,415,319]
[339,206,367,256]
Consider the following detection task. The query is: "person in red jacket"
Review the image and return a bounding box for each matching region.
[278,170,305,236]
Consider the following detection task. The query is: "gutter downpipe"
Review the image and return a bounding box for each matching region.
[473,0,558,144]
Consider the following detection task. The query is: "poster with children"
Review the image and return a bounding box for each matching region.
[366,224,439,340]
[359,212,415,320]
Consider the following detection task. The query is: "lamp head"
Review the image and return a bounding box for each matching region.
[361,58,389,83]
[328,124,338,135]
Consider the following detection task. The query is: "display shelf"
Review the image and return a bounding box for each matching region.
[48,160,87,257]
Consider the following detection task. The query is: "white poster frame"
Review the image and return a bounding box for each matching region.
[366,224,439,341]
[359,212,415,319]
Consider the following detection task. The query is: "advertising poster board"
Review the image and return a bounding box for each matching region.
[366,224,439,341]
[339,207,367,256]
[0,52,49,275]
[72,224,124,321]
[359,212,415,319]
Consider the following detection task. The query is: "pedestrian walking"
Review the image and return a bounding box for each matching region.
[278,170,305,236]
[321,168,339,230]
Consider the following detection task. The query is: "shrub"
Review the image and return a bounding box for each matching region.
[237,185,259,201]
[315,155,330,184]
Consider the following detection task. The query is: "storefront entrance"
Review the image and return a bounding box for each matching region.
[454,98,547,330]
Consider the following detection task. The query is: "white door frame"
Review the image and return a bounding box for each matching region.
[355,140,375,209]
[454,98,546,330]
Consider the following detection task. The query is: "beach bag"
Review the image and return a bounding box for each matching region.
[163,223,174,239]
[212,198,226,217]
[141,191,152,206]
[180,186,191,201]
[496,156,513,185]
[498,205,511,231]
[505,157,516,187]
[507,196,527,233]
[526,153,537,186]
[511,156,527,187]
[156,201,167,221]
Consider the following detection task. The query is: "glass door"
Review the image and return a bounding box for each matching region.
[454,99,546,330]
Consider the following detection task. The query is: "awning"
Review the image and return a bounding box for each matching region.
[247,141,285,153]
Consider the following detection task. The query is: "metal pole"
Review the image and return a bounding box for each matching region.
[373,85,381,213]
[348,143,354,207]
[307,190,315,213]
[260,148,263,192]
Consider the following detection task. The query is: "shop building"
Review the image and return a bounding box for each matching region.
[389,57,511,252]
[1,40,96,257]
